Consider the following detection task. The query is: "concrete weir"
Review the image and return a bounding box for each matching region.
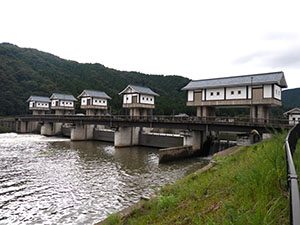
[159,145,195,163]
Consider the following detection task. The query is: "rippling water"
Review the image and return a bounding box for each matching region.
[0,133,207,225]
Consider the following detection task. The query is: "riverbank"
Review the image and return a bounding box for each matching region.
[102,134,289,225]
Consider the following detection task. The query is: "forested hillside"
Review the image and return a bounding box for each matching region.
[0,43,299,116]
[0,43,190,116]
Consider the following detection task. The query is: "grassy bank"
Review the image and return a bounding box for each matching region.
[104,134,289,225]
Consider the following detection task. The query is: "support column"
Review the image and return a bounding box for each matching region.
[196,107,202,117]
[41,123,54,136]
[71,124,94,141]
[202,106,215,118]
[183,130,204,150]
[130,108,140,117]
[18,121,28,133]
[114,127,141,147]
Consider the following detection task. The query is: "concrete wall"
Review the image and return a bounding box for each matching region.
[159,146,195,163]
[94,130,114,142]
[139,133,183,148]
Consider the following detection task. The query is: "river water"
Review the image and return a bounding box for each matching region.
[0,133,207,225]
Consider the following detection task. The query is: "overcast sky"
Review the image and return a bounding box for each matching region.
[1,0,300,89]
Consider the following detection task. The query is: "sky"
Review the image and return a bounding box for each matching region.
[1,0,300,89]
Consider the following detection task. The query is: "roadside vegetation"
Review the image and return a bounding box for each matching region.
[104,134,289,225]
[0,125,11,133]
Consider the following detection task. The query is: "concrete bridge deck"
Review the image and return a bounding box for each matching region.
[16,115,290,133]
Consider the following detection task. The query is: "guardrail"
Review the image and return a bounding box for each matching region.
[285,123,300,225]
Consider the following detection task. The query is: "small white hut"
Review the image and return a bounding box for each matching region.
[26,96,51,115]
[284,108,300,125]
[119,85,159,116]
[50,93,77,115]
[77,90,111,115]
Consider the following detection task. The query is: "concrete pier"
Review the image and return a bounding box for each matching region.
[70,125,94,141]
[182,130,203,150]
[41,123,54,136]
[114,127,141,147]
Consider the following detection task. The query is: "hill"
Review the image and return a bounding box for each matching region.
[0,43,299,116]
[0,43,190,116]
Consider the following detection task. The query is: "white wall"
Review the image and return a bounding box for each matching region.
[51,100,58,107]
[274,84,282,100]
[93,98,107,106]
[140,94,154,104]
[81,97,89,106]
[187,91,194,101]
[263,85,272,98]
[123,93,139,104]
[226,87,247,100]
[206,88,224,100]
[29,101,49,108]
[59,100,74,107]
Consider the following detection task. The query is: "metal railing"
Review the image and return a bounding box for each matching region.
[16,114,291,128]
[285,123,300,225]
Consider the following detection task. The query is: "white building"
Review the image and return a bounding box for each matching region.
[27,96,51,115]
[284,108,300,125]
[50,93,77,115]
[182,71,287,121]
[77,90,111,115]
[119,85,159,116]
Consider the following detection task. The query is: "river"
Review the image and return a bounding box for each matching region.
[0,133,207,225]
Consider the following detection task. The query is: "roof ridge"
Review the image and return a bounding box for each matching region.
[190,71,283,82]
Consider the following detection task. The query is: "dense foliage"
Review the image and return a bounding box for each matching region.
[0,43,191,116]
[0,43,299,116]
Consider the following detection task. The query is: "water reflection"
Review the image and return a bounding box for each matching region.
[0,133,207,225]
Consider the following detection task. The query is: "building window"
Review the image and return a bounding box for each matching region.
[231,91,234,95]
[150,98,152,101]
[210,92,214,96]
[217,92,220,96]
[146,98,149,100]
[142,97,145,100]
[126,97,129,100]
[238,90,241,95]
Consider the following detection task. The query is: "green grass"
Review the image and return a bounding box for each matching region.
[104,134,289,225]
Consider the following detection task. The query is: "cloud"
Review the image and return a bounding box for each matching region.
[235,46,300,68]
[264,32,300,41]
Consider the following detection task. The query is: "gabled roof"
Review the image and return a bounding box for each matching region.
[50,93,77,101]
[26,96,51,102]
[119,85,159,96]
[77,90,111,99]
[284,108,300,115]
[182,71,288,90]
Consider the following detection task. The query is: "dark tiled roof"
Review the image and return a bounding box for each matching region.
[182,71,287,90]
[119,85,159,96]
[284,108,300,115]
[50,93,77,101]
[26,96,51,102]
[77,90,111,99]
